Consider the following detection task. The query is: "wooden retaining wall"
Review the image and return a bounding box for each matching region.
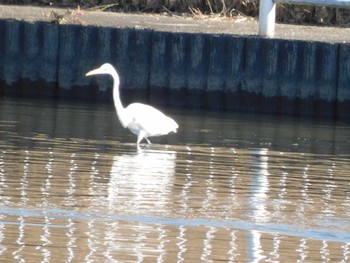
[0,19,349,118]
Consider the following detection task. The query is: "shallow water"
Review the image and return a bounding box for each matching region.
[0,97,350,262]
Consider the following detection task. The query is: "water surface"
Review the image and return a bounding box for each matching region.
[0,98,350,262]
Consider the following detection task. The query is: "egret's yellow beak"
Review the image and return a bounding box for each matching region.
[85,69,96,77]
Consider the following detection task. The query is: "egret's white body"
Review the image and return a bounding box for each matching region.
[86,63,178,146]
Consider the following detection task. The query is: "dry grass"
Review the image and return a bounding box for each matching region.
[44,6,85,25]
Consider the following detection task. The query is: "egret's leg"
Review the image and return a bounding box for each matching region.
[137,134,144,145]
[137,131,147,145]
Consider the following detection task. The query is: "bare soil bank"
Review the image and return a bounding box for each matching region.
[1,0,350,26]
[0,4,349,43]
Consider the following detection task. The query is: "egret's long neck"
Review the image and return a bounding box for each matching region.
[111,70,129,128]
[111,71,123,111]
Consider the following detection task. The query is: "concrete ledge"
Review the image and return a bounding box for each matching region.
[0,6,350,118]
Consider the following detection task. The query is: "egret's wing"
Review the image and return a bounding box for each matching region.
[126,103,178,137]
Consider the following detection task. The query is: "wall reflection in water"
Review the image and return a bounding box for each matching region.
[0,98,349,262]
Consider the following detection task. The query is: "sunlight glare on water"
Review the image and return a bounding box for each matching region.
[0,98,350,262]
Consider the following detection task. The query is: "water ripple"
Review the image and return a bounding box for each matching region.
[0,98,349,262]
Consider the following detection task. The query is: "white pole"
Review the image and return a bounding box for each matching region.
[259,0,276,37]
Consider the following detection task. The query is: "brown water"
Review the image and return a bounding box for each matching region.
[0,98,350,262]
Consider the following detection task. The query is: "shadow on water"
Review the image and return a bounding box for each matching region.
[0,97,350,262]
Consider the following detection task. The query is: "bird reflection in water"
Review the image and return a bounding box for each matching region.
[108,148,177,214]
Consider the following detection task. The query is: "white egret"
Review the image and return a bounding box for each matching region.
[86,63,178,146]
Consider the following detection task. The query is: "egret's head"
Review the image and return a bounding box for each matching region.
[85,63,116,77]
